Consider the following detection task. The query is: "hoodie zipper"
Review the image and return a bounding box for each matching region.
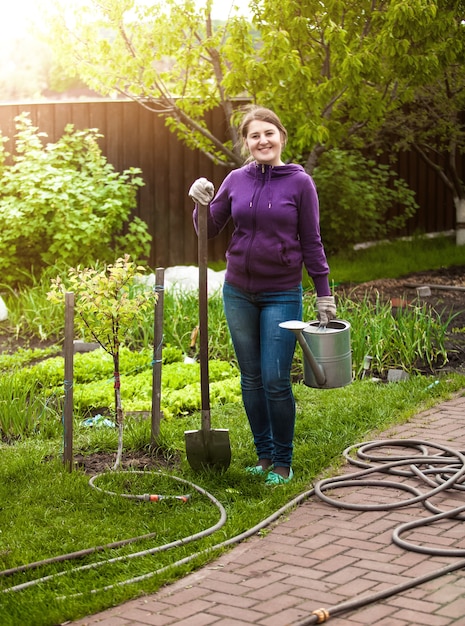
[245,165,269,289]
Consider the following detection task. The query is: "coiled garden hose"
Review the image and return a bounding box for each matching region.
[294,438,465,625]
[2,438,465,626]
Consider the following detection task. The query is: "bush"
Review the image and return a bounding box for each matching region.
[0,113,151,285]
[313,149,418,253]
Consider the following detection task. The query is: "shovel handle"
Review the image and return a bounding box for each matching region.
[198,202,211,430]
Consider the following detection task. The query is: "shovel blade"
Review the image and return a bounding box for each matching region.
[184,428,231,471]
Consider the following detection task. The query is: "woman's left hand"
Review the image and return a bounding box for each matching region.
[316,296,337,326]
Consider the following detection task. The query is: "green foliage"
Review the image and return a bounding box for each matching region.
[0,114,150,286]
[48,255,156,468]
[0,373,61,442]
[41,0,465,163]
[0,346,61,372]
[247,0,463,170]
[3,236,465,350]
[300,290,452,378]
[48,255,155,356]
[46,0,465,240]
[0,282,453,441]
[0,331,240,433]
[0,346,240,438]
[49,0,244,166]
[336,296,453,377]
[313,150,418,253]
[0,266,66,341]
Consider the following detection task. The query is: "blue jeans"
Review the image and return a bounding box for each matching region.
[223,281,302,468]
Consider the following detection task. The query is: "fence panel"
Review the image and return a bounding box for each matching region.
[0,100,460,268]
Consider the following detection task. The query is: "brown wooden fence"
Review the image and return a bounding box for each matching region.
[0,100,461,268]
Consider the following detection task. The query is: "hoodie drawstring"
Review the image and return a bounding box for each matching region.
[250,163,273,210]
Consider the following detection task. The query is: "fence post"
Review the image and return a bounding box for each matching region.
[151,268,164,444]
[63,292,74,471]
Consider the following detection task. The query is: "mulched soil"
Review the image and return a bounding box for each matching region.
[71,450,181,475]
[337,265,465,376]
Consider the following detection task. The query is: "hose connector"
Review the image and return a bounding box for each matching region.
[312,608,330,623]
[148,494,191,503]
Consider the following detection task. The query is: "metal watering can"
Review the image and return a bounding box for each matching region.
[280,320,352,389]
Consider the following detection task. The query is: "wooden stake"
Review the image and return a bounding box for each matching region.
[151,268,164,445]
[63,292,74,471]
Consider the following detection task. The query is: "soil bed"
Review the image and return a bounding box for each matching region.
[338,265,465,376]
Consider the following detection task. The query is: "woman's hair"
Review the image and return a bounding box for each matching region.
[239,106,288,148]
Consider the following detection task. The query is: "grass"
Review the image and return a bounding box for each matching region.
[0,233,465,625]
[1,374,464,626]
[326,233,465,285]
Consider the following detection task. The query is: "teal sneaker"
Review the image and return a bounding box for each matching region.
[265,468,294,485]
[245,465,270,475]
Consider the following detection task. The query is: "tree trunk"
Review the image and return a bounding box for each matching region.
[112,354,124,471]
[455,196,465,246]
[304,144,326,175]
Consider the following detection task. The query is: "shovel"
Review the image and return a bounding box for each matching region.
[184,202,231,471]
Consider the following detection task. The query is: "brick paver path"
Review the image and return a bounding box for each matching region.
[70,395,465,626]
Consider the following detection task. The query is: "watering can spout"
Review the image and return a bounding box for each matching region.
[279,320,326,386]
[280,319,352,389]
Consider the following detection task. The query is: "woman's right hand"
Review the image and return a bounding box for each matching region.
[188,177,215,205]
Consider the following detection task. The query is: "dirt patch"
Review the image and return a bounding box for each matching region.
[338,265,465,375]
[72,450,181,475]
[0,332,59,355]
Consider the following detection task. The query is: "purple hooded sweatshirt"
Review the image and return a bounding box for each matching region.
[194,162,331,296]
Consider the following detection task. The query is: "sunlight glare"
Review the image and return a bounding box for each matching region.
[0,0,252,44]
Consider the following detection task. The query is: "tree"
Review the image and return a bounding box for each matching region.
[48,0,465,240]
[242,1,465,241]
[48,255,155,470]
[49,0,247,167]
[236,1,463,170]
[374,2,465,243]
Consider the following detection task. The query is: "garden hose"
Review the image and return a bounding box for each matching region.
[293,438,465,625]
[1,472,227,594]
[2,438,465,626]
[88,471,192,503]
[292,558,465,625]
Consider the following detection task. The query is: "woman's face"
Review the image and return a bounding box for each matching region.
[244,120,284,166]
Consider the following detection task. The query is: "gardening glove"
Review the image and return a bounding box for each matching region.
[316,296,337,327]
[188,177,215,205]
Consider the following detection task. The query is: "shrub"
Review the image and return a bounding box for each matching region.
[313,149,418,253]
[0,113,151,285]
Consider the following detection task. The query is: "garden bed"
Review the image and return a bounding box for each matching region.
[338,264,465,375]
[1,266,464,371]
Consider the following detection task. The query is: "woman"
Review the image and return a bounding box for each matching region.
[188,106,336,484]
